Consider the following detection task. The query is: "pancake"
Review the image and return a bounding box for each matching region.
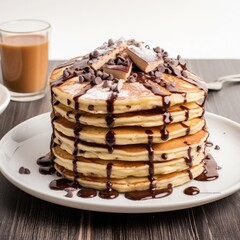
[53,146,204,178]
[53,102,204,127]
[54,162,204,192]
[53,116,205,145]
[47,38,210,198]
[54,129,208,161]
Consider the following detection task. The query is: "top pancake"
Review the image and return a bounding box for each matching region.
[49,39,207,114]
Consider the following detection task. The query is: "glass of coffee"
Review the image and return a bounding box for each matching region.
[0,19,50,101]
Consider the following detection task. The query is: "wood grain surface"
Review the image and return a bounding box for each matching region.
[0,60,239,240]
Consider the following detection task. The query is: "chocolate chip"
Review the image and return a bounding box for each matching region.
[155,71,163,78]
[24,168,30,174]
[182,70,188,78]
[116,58,124,65]
[172,67,181,76]
[157,64,165,72]
[102,72,109,80]
[83,73,92,81]
[19,167,25,174]
[79,75,84,83]
[113,78,119,83]
[97,70,103,77]
[165,68,172,74]
[19,167,30,174]
[88,105,94,111]
[107,59,115,65]
[153,46,162,53]
[93,76,102,85]
[108,38,115,47]
[63,68,71,78]
[102,80,109,88]
[107,74,114,81]
[93,50,99,58]
[163,51,169,58]
[177,55,187,66]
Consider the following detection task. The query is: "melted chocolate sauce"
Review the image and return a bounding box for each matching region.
[49,178,79,190]
[125,184,173,201]
[180,122,190,135]
[37,155,56,175]
[184,142,193,168]
[105,83,119,153]
[37,155,52,166]
[180,105,190,121]
[77,188,97,198]
[184,186,200,195]
[145,130,155,189]
[195,154,219,181]
[187,169,193,180]
[160,111,172,141]
[99,163,119,199]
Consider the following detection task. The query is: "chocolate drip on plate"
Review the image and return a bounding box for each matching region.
[195,154,219,181]
[184,186,200,195]
[77,188,97,198]
[49,178,79,190]
[125,184,173,201]
[99,163,119,199]
[37,154,55,175]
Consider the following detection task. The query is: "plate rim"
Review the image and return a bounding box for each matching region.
[0,111,240,213]
[0,84,10,115]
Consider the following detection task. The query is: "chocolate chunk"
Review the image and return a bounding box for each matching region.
[79,75,85,83]
[108,38,115,47]
[93,76,103,85]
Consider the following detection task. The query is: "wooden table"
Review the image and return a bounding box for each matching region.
[0,60,239,240]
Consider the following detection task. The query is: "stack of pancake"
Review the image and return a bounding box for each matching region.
[49,38,208,195]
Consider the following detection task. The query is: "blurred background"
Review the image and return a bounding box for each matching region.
[1,0,239,60]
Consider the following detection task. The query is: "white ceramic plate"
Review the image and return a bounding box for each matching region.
[0,112,240,213]
[0,84,10,114]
